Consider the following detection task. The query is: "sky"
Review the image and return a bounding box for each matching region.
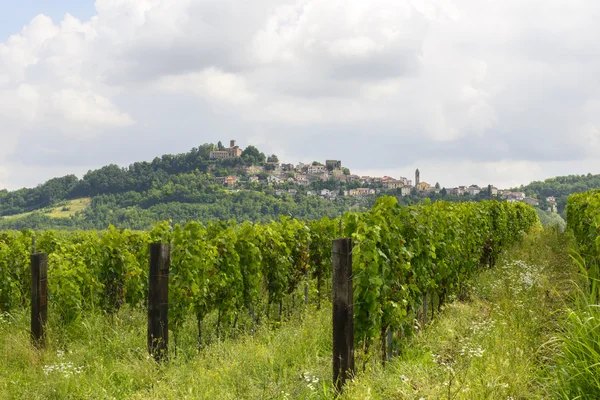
[1,0,600,191]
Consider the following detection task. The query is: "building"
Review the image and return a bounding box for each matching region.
[267,175,283,185]
[331,168,345,177]
[415,169,420,187]
[503,192,525,201]
[249,176,259,183]
[547,196,558,213]
[417,181,432,192]
[209,140,243,159]
[487,185,498,196]
[523,197,540,206]
[400,186,413,196]
[295,174,309,185]
[348,188,374,197]
[326,160,342,169]
[245,165,264,175]
[307,165,326,175]
[384,180,404,189]
[215,175,238,187]
[467,185,481,196]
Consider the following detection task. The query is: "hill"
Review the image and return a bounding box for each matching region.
[511,173,600,214]
[0,141,595,230]
[0,142,370,230]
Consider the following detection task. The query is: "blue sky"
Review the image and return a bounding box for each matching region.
[0,0,95,40]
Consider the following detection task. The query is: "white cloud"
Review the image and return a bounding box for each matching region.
[156,68,256,105]
[1,0,600,190]
[51,88,134,127]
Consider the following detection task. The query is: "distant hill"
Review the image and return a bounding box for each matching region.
[0,143,365,230]
[1,142,596,230]
[511,173,600,214]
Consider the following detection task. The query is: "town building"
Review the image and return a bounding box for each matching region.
[209,140,243,159]
[467,185,481,196]
[307,165,326,175]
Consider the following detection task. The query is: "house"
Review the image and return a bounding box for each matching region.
[308,165,326,175]
[547,196,557,213]
[288,189,297,195]
[320,189,332,197]
[467,185,481,196]
[215,176,238,187]
[209,140,243,159]
[295,174,309,185]
[400,186,413,196]
[418,182,432,192]
[384,180,404,190]
[245,165,264,175]
[281,163,295,171]
[347,174,361,182]
[249,176,259,183]
[267,175,283,185]
[448,187,464,196]
[381,176,395,183]
[523,197,539,206]
[307,190,316,196]
[331,168,345,177]
[503,192,525,201]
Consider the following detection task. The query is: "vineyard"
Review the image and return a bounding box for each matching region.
[6,195,590,398]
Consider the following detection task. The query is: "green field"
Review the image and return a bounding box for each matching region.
[1,198,91,220]
[0,230,584,399]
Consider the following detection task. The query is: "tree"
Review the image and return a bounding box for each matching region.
[435,182,441,189]
[312,161,323,166]
[267,154,279,163]
[217,141,224,150]
[241,146,266,165]
[198,143,216,159]
[343,168,350,175]
[441,187,447,196]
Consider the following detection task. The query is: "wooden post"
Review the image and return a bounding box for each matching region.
[422,293,428,326]
[148,243,169,362]
[304,241,309,307]
[31,253,47,347]
[332,238,354,393]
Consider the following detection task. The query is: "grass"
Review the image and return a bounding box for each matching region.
[342,228,576,399]
[1,198,91,220]
[0,229,584,399]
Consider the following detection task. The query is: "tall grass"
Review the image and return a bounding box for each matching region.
[547,286,600,398]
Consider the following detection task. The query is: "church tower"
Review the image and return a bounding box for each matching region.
[415,168,420,187]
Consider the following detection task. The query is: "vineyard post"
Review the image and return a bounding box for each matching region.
[148,243,170,362]
[30,252,47,347]
[304,240,309,307]
[332,238,354,393]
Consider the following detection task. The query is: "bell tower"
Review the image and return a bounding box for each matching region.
[415,168,420,187]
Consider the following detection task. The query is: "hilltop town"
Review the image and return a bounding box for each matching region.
[211,140,559,214]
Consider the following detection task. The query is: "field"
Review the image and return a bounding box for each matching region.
[0,196,598,398]
[0,198,91,220]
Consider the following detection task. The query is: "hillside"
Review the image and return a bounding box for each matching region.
[0,141,593,230]
[512,173,600,214]
[0,143,370,230]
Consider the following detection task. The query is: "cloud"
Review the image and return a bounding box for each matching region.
[0,0,600,190]
[156,68,256,105]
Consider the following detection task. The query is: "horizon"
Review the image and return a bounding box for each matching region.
[1,1,599,190]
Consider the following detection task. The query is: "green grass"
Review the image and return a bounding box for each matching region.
[0,230,583,399]
[1,198,91,220]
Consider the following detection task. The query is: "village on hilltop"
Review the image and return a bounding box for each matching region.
[210,140,558,213]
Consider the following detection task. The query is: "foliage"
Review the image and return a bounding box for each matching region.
[566,190,600,300]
